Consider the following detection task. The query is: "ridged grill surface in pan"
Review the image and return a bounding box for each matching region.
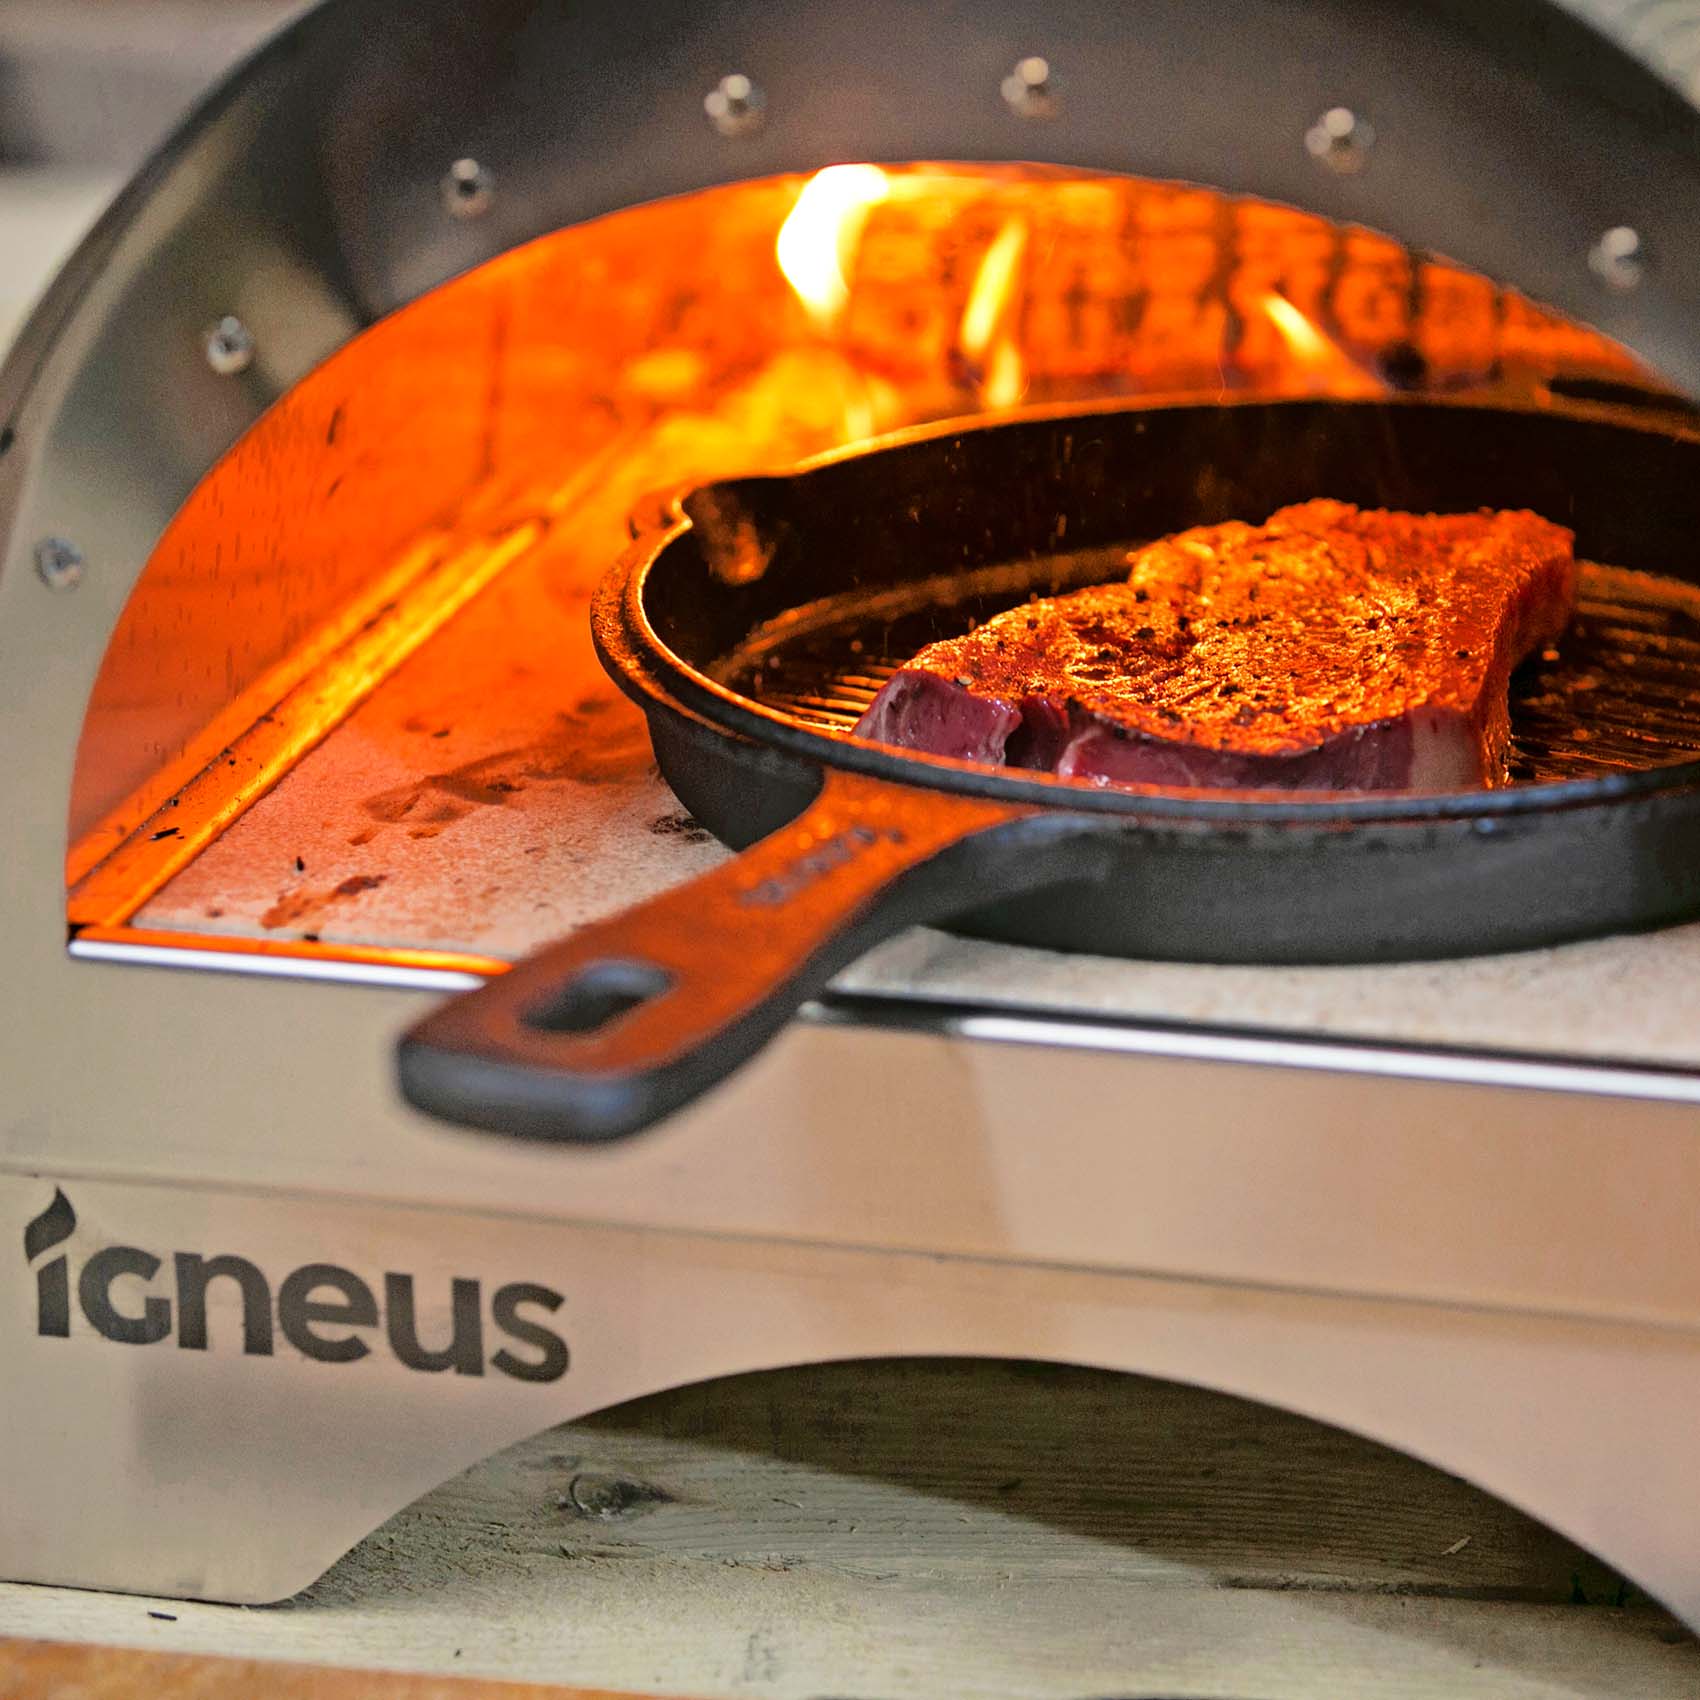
[718,551,1700,786]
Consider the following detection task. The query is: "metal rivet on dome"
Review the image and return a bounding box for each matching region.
[1306,106,1374,175]
[204,315,256,376]
[442,158,496,219]
[1589,226,1645,292]
[705,74,765,137]
[1001,56,1056,119]
[34,536,84,591]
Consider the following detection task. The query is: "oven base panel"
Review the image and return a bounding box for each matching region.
[5,1163,1700,1625]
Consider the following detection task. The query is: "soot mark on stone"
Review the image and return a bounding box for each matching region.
[260,873,388,930]
[260,889,317,930]
[364,787,421,824]
[334,874,386,898]
[358,706,653,838]
[649,811,713,844]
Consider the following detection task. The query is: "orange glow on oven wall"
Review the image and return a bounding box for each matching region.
[776,164,891,327]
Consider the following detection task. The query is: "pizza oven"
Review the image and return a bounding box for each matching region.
[6,0,1700,1626]
[11,0,1700,1005]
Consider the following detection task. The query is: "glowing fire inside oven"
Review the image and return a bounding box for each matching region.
[775,164,892,325]
[958,216,1030,408]
[775,166,1037,407]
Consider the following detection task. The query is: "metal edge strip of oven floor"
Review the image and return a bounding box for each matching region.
[808,991,1700,1106]
[67,932,1700,1107]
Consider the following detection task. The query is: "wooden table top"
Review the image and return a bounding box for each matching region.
[0,1640,667,1700]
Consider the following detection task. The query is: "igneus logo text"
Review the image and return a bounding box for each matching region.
[22,1187,568,1381]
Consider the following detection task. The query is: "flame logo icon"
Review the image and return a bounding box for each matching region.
[23,1187,76,1263]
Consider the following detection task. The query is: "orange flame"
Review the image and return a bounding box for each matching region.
[959,216,1030,407]
[1259,292,1386,396]
[775,164,891,328]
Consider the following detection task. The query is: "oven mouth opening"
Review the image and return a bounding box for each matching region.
[58,163,1700,981]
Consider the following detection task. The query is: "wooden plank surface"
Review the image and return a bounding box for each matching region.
[0,1640,663,1700]
[3,1360,1695,1698]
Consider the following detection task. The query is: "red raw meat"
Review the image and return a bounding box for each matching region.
[854,500,1577,791]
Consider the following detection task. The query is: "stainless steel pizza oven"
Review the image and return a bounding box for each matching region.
[8,0,1700,1620]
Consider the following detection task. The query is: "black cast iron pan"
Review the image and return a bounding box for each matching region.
[397,397,1700,1144]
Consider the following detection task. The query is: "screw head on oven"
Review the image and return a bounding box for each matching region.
[1001,56,1056,119]
[1306,106,1374,174]
[34,536,84,591]
[203,315,256,377]
[705,73,764,137]
[1589,226,1645,292]
[442,157,496,219]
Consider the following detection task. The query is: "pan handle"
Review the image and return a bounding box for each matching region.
[395,768,1121,1143]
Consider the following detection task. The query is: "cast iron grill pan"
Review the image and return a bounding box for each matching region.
[398,399,1700,1144]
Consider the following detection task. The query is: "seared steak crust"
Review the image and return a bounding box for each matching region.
[855,500,1578,791]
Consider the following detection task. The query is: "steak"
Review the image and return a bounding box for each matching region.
[854,500,1577,791]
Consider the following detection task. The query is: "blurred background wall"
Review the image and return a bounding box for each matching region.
[0,0,306,347]
[0,0,307,168]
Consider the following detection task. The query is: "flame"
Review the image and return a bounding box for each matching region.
[776,164,891,327]
[982,340,1027,410]
[960,216,1030,407]
[960,218,1028,357]
[1259,291,1386,396]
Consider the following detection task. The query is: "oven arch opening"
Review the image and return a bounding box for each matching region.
[57,166,1665,977]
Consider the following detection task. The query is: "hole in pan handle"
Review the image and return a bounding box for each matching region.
[395,768,1123,1144]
